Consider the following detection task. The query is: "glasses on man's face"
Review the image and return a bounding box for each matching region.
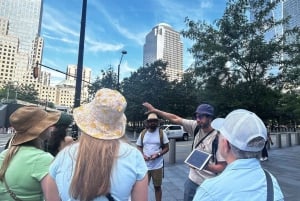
[147,119,158,123]
[194,114,206,120]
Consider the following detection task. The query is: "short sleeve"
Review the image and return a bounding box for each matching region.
[135,149,148,180]
[31,152,54,181]
[136,133,142,146]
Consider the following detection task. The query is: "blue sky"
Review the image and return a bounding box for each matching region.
[41,0,227,85]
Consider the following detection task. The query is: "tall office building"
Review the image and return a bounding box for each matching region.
[283,0,300,30]
[143,23,183,81]
[0,0,44,85]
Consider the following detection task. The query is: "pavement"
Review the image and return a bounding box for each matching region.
[135,137,300,201]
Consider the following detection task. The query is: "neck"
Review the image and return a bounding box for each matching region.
[148,127,157,132]
[202,126,213,133]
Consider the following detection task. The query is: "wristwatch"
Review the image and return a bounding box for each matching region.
[158,152,161,156]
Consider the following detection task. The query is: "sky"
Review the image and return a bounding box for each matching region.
[41,0,227,85]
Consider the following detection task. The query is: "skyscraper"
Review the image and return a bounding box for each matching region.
[143,23,183,81]
[283,0,300,30]
[0,0,43,85]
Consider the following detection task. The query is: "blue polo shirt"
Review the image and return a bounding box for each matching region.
[193,158,284,201]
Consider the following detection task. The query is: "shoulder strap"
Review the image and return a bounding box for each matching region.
[159,129,164,148]
[106,193,115,201]
[263,169,274,201]
[140,129,147,147]
[3,179,22,201]
[141,128,164,148]
[194,129,215,149]
[191,125,201,150]
[211,134,219,164]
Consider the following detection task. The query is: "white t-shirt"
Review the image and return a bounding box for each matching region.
[136,128,169,170]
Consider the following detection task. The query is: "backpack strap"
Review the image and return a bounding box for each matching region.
[211,135,219,164]
[159,128,164,148]
[191,125,201,150]
[140,128,164,148]
[106,193,115,201]
[194,129,215,149]
[263,169,274,201]
[140,129,147,147]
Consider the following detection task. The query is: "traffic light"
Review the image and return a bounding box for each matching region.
[33,62,39,78]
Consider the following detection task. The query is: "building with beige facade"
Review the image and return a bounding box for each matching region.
[143,23,183,81]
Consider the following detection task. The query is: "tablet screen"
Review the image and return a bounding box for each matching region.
[184,149,212,170]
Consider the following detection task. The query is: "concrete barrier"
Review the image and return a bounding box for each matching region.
[169,138,176,164]
[271,132,300,148]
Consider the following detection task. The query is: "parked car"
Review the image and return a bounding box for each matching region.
[161,124,189,141]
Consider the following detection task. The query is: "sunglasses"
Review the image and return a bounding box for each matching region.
[147,119,158,123]
[194,114,207,120]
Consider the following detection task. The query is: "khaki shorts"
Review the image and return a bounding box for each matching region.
[148,167,163,187]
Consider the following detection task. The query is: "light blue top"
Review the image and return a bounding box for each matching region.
[193,158,284,201]
[49,141,147,201]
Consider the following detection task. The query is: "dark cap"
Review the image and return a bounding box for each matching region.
[55,112,73,127]
[194,104,214,116]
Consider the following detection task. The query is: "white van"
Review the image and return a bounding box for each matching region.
[161,124,189,141]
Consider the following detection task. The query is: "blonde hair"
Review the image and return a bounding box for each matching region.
[70,133,120,201]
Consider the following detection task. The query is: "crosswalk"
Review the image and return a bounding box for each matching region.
[0,133,12,152]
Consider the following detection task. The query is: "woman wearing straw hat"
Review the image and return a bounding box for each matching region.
[47,88,148,201]
[0,106,61,201]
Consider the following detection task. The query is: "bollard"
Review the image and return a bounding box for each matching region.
[286,133,292,147]
[295,132,300,145]
[169,138,176,164]
[276,134,282,148]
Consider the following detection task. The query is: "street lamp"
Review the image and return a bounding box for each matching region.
[117,50,127,90]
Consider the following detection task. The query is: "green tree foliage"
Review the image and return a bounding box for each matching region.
[0,83,38,103]
[181,0,300,119]
[122,60,170,123]
[88,66,118,97]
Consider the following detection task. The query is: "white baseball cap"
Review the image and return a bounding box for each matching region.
[211,109,267,152]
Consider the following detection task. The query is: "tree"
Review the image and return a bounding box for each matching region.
[0,83,38,103]
[181,0,300,118]
[122,60,171,127]
[88,66,118,97]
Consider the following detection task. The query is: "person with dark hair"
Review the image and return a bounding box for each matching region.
[193,109,283,200]
[45,113,74,156]
[46,88,148,201]
[142,102,226,201]
[0,106,60,200]
[136,113,169,201]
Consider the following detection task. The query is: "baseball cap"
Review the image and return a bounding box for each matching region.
[194,104,214,116]
[211,109,267,152]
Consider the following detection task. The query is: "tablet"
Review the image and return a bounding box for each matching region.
[184,149,212,170]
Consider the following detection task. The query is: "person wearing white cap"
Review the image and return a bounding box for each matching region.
[46,88,148,201]
[142,102,226,201]
[193,109,284,201]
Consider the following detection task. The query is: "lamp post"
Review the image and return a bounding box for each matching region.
[117,50,127,90]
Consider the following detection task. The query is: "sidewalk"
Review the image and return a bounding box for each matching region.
[147,145,300,201]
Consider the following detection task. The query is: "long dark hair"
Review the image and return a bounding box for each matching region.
[45,125,68,156]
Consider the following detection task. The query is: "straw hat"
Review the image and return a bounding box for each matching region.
[73,88,127,140]
[10,106,61,146]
